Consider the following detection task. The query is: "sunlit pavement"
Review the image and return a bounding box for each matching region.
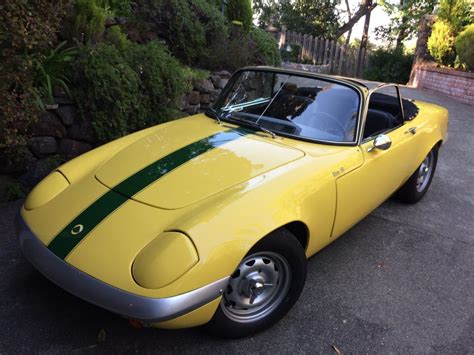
[1,85,473,354]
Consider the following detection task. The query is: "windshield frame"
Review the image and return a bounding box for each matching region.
[211,67,365,146]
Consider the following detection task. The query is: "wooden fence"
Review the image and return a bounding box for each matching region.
[276,30,371,78]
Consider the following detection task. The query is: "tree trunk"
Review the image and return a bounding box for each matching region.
[395,0,408,49]
[336,0,377,39]
[344,0,353,46]
[395,22,408,49]
[356,3,372,77]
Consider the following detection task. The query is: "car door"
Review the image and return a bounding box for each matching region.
[331,85,421,238]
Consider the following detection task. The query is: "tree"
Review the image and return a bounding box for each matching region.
[280,0,341,37]
[356,0,374,76]
[253,0,341,38]
[343,0,354,45]
[437,0,473,34]
[226,0,253,32]
[253,0,280,29]
[374,0,437,48]
[335,0,377,39]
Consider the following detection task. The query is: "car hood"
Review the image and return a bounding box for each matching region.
[95,117,305,209]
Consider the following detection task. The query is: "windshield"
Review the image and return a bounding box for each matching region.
[212,70,360,143]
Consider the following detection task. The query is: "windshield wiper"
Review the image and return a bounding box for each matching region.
[225,113,276,138]
[206,107,276,138]
[204,107,222,124]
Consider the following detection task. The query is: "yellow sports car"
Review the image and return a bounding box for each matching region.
[17,67,448,338]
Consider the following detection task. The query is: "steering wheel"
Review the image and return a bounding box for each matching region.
[315,112,347,138]
[278,96,314,125]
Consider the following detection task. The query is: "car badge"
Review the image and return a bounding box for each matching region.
[71,224,84,235]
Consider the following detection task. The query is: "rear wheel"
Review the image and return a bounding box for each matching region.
[205,229,307,338]
[395,147,438,204]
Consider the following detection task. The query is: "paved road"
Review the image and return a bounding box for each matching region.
[1,86,473,354]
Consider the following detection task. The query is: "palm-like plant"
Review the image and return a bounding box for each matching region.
[36,41,78,107]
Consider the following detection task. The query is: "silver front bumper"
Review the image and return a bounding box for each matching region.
[17,215,228,322]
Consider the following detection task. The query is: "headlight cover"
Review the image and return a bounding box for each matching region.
[132,231,199,289]
[24,171,70,210]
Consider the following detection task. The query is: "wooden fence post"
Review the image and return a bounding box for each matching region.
[307,35,313,63]
[322,39,329,65]
[329,40,336,73]
[278,30,286,49]
[364,50,371,73]
[338,44,346,75]
[313,37,319,64]
[302,34,308,60]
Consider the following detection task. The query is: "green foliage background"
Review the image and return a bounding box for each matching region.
[428,20,456,65]
[226,0,253,32]
[0,0,282,167]
[427,0,473,67]
[0,0,71,164]
[455,24,474,69]
[253,0,340,38]
[130,0,229,66]
[73,40,189,142]
[364,48,414,84]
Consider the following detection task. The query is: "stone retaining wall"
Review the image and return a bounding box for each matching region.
[10,71,231,189]
[180,70,230,115]
[410,65,474,105]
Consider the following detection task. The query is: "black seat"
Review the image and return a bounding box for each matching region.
[364,109,395,138]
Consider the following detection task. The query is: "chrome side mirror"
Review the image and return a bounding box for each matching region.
[368,134,392,152]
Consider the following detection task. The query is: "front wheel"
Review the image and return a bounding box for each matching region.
[205,229,307,338]
[395,146,438,204]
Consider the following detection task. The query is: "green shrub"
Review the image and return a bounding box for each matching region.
[73,41,189,142]
[104,26,129,48]
[364,48,414,84]
[0,0,70,166]
[123,41,190,120]
[35,42,78,106]
[182,67,211,81]
[280,43,301,62]
[202,26,280,71]
[73,44,139,141]
[455,24,474,70]
[210,35,256,71]
[437,0,473,35]
[250,27,281,66]
[131,0,229,66]
[97,0,133,16]
[73,0,107,43]
[226,0,253,32]
[428,20,456,66]
[5,181,28,201]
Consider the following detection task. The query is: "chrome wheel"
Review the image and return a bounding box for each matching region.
[416,151,434,192]
[221,252,291,323]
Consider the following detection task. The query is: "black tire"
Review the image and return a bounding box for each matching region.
[395,146,438,204]
[205,229,307,338]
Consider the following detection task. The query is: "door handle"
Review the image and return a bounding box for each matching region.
[405,127,417,135]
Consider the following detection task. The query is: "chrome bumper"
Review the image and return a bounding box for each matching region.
[17,215,228,322]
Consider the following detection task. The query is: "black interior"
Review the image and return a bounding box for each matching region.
[363,93,419,139]
[244,84,317,130]
[264,92,312,122]
[364,109,397,138]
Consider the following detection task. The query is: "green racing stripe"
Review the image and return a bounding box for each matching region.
[47,128,248,259]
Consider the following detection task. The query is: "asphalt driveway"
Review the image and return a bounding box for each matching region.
[0,86,473,354]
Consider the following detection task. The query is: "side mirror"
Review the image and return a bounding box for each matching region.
[368,134,392,152]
